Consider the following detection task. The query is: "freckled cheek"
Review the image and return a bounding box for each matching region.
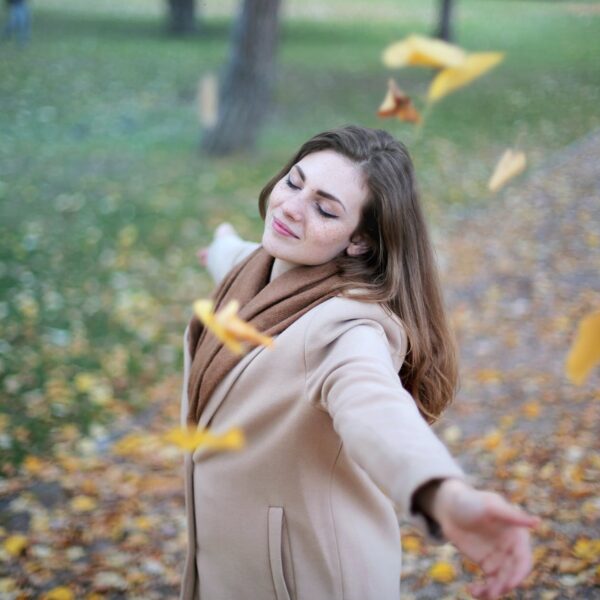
[308,222,351,249]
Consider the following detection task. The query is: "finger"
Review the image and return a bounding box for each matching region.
[486,496,541,528]
[505,534,533,590]
[487,548,517,599]
[467,580,487,599]
[196,248,209,266]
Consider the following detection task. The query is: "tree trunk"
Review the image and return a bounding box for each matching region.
[435,0,454,42]
[201,0,283,156]
[167,0,197,35]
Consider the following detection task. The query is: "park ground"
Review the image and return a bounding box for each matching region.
[0,0,599,597]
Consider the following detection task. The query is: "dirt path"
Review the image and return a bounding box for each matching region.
[1,132,598,598]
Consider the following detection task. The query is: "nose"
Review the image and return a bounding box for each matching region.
[281,192,303,222]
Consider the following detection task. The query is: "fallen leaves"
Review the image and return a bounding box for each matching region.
[3,534,28,557]
[193,299,274,355]
[428,560,457,583]
[565,310,600,385]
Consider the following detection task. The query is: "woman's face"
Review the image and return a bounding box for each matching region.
[261,149,369,266]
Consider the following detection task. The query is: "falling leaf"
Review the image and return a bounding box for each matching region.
[429,560,457,583]
[428,52,505,102]
[565,310,600,385]
[198,73,218,128]
[162,425,245,453]
[377,78,421,123]
[4,534,28,557]
[42,587,75,600]
[382,34,466,69]
[488,148,527,192]
[194,299,274,356]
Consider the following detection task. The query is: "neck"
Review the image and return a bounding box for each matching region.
[269,257,298,282]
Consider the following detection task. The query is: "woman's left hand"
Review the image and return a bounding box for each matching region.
[428,478,541,600]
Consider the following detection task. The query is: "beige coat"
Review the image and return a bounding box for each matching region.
[179,235,464,600]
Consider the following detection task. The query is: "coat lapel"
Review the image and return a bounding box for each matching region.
[196,342,270,431]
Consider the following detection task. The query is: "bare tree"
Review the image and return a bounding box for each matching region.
[435,0,454,42]
[167,0,198,35]
[201,0,283,155]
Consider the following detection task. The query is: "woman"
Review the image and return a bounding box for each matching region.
[180,125,539,600]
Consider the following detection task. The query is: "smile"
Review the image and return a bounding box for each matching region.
[272,217,299,239]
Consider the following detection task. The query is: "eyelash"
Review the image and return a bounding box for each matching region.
[285,177,337,219]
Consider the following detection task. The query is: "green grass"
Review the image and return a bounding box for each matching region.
[1,0,598,472]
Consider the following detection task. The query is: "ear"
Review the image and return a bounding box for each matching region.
[346,235,370,257]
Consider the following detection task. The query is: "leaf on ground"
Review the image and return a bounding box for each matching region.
[428,560,457,583]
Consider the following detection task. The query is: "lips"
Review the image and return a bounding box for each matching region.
[272,217,299,239]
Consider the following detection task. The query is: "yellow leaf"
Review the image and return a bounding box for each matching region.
[23,455,44,475]
[133,516,153,531]
[401,534,422,553]
[43,587,75,600]
[429,560,457,583]
[522,401,541,419]
[488,148,527,192]
[482,430,502,451]
[573,538,600,561]
[565,310,600,385]
[0,414,9,433]
[4,534,28,557]
[162,425,245,453]
[382,34,466,69]
[74,373,96,393]
[474,368,502,384]
[428,52,505,102]
[377,78,422,123]
[70,495,97,512]
[194,299,274,355]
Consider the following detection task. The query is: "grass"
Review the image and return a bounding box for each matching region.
[0,0,598,472]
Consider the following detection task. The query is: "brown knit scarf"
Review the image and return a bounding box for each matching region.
[186,246,344,427]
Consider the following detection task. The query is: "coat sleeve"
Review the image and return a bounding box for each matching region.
[205,233,260,285]
[304,300,466,541]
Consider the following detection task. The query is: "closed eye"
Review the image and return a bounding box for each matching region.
[315,203,337,219]
[286,177,300,190]
[286,176,337,219]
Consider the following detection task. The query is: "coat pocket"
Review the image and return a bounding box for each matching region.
[268,506,296,600]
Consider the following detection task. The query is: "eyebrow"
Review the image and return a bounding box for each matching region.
[294,165,346,212]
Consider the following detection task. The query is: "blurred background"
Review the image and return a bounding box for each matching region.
[0,0,599,598]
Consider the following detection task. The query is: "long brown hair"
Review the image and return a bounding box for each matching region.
[258,125,458,423]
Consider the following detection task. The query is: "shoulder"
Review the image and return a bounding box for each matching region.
[304,296,407,367]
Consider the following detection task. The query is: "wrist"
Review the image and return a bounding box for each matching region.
[414,477,469,523]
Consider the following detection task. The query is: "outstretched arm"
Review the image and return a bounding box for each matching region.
[196,222,260,284]
[414,478,541,600]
